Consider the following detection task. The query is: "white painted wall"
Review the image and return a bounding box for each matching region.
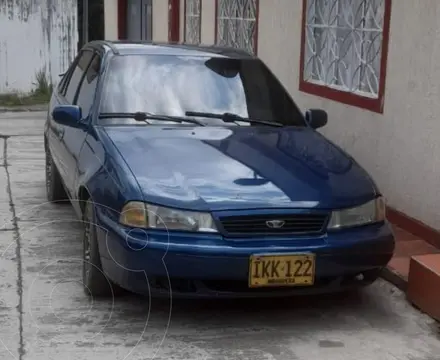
[200,0,215,44]
[152,0,169,42]
[104,0,119,40]
[109,0,440,229]
[0,0,78,94]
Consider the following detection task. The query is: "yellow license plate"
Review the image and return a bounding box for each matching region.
[248,254,315,288]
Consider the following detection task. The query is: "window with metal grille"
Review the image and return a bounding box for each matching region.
[215,0,258,54]
[300,0,391,113]
[184,0,201,44]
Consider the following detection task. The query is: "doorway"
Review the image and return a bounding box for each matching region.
[127,0,153,41]
[168,0,180,42]
[78,0,105,50]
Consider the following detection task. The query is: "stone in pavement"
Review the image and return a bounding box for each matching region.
[7,136,45,163]
[0,230,20,360]
[7,135,50,216]
[0,137,3,163]
[0,166,14,231]
[1,111,440,360]
[0,111,46,137]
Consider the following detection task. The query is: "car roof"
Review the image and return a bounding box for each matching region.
[85,40,256,59]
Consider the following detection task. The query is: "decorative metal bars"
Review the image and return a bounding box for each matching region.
[303,0,385,97]
[216,0,257,54]
[184,0,201,44]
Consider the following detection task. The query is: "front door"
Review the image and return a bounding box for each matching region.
[51,50,94,196]
[127,0,153,41]
[58,50,96,196]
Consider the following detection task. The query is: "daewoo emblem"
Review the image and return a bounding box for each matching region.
[266,220,285,229]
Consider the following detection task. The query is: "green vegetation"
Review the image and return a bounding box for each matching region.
[0,70,53,107]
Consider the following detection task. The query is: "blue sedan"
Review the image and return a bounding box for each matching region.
[44,40,395,298]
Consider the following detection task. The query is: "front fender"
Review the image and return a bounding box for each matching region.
[75,127,142,221]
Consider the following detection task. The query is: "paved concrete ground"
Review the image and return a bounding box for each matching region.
[1,111,440,360]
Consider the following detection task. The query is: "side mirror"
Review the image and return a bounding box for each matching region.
[52,105,82,127]
[305,109,328,129]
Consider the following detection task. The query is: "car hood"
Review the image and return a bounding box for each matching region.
[102,125,377,211]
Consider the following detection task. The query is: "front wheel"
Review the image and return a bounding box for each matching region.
[82,200,124,298]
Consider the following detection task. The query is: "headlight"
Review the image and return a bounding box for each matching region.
[327,196,386,230]
[119,201,218,232]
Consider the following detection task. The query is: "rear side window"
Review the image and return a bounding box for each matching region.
[57,71,69,93]
[75,54,101,117]
[64,50,94,103]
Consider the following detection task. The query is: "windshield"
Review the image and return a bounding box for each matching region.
[99,54,306,127]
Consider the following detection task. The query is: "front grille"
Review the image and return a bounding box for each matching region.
[218,213,328,236]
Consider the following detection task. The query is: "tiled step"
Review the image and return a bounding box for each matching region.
[407,254,440,322]
[384,225,440,290]
[384,206,440,292]
[383,208,440,322]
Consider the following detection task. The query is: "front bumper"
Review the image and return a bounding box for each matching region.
[96,211,395,298]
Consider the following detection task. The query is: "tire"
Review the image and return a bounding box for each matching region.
[82,200,123,298]
[45,148,68,202]
[361,268,383,286]
[341,268,383,296]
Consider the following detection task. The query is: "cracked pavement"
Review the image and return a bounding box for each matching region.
[1,111,440,360]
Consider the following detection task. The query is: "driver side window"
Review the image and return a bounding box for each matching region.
[75,54,101,118]
[62,50,94,104]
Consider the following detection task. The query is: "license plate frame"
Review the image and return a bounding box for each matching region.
[248,253,316,288]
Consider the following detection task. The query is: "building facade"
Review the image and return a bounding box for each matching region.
[104,0,440,232]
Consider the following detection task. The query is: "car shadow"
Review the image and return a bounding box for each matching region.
[105,281,405,334]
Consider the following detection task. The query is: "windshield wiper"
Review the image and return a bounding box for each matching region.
[185,111,283,127]
[99,112,205,126]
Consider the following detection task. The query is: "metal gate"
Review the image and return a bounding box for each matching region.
[127,0,153,41]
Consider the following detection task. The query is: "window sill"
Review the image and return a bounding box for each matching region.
[299,79,384,114]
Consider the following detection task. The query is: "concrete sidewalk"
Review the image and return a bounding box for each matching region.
[1,111,440,360]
